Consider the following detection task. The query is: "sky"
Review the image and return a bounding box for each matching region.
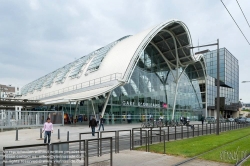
[0,0,250,102]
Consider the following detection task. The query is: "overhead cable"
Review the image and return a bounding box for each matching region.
[236,0,250,29]
[221,0,250,45]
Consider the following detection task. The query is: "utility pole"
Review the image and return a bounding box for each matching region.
[216,39,220,135]
[187,39,220,135]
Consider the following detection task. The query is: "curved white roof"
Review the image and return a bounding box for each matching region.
[21,19,202,104]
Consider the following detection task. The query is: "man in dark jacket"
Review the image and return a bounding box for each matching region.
[89,116,97,136]
[98,115,105,131]
[201,115,205,125]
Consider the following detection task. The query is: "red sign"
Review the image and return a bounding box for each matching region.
[163,103,168,108]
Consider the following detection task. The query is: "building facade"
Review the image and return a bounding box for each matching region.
[204,48,239,118]
[20,20,239,124]
[242,103,250,110]
[0,84,22,123]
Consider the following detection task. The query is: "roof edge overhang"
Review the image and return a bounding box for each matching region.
[42,81,125,104]
[122,19,197,83]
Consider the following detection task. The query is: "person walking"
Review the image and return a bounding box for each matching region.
[96,114,100,126]
[149,113,153,122]
[98,115,105,131]
[201,115,205,125]
[89,116,97,136]
[127,113,131,123]
[42,118,53,144]
[180,115,183,125]
[159,114,164,122]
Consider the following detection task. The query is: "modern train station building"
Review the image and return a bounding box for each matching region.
[19,19,239,124]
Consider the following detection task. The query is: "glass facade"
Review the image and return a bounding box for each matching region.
[204,48,239,118]
[31,47,239,124]
[21,20,239,123]
[56,44,206,124]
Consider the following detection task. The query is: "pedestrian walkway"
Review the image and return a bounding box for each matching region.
[0,122,233,166]
[0,124,139,150]
[0,122,205,150]
[112,150,233,166]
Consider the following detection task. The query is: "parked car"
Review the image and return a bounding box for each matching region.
[234,117,240,123]
[206,116,215,123]
[219,118,226,123]
[227,118,234,122]
[237,117,247,124]
[246,118,250,123]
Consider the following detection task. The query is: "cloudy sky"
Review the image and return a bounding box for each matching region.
[0,0,250,101]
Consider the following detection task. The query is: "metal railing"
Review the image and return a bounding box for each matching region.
[28,73,122,100]
[51,139,85,166]
[3,143,50,166]
[3,137,113,166]
[79,130,132,155]
[138,122,250,153]
[2,122,250,166]
[117,130,132,152]
[130,122,250,148]
[86,137,113,166]
[0,111,64,129]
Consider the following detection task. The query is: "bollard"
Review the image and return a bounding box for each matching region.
[140,128,142,146]
[206,123,208,135]
[159,127,162,142]
[174,126,176,140]
[15,128,18,141]
[198,124,199,136]
[202,124,203,135]
[147,130,150,152]
[67,131,69,141]
[210,123,211,134]
[58,129,60,140]
[132,129,134,150]
[181,125,183,139]
[150,127,152,144]
[192,125,194,137]
[40,128,42,139]
[167,126,169,141]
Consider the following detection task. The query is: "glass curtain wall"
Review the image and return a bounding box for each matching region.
[55,44,206,125]
[103,44,204,124]
[204,48,239,118]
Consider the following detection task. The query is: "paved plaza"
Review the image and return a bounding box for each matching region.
[0,123,234,166]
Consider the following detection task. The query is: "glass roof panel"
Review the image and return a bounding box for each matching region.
[120,86,128,96]
[68,55,90,78]
[28,79,40,93]
[54,63,74,83]
[43,70,60,87]
[87,36,130,72]
[34,76,47,91]
[21,83,31,95]
[129,79,140,94]
[112,91,117,97]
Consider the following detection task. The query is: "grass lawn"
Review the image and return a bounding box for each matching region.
[136,127,250,159]
[198,136,250,164]
[242,158,250,166]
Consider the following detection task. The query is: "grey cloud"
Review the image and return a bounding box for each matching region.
[0,0,250,102]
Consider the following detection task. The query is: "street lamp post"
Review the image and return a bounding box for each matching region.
[216,39,220,136]
[187,39,220,135]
